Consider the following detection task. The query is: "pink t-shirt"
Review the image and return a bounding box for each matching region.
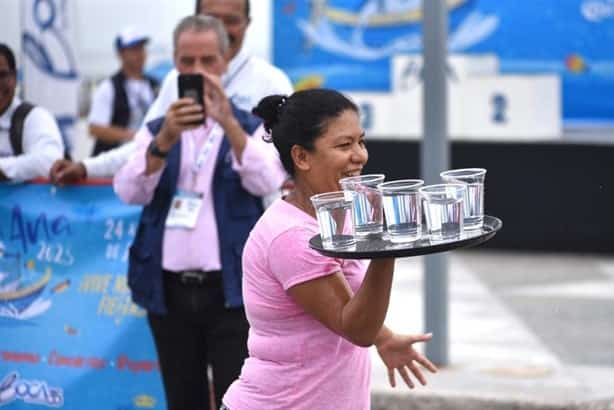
[223,198,371,410]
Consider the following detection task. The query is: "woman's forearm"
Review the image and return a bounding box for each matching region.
[340,258,395,347]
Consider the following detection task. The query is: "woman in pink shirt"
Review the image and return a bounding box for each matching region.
[222,89,437,410]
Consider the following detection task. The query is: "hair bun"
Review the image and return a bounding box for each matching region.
[252,94,288,134]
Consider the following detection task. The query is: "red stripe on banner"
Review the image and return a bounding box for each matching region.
[28,178,113,186]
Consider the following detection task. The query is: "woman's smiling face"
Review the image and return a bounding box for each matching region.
[300,109,368,194]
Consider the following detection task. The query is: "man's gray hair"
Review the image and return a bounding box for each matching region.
[173,15,229,55]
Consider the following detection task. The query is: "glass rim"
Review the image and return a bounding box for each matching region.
[440,168,487,177]
[378,179,424,191]
[310,190,347,203]
[339,173,385,185]
[418,183,466,194]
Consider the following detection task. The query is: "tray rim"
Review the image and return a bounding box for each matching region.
[309,215,503,259]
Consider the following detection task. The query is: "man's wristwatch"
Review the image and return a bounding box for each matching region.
[148,140,169,159]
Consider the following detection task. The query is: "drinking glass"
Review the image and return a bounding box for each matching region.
[378,179,424,243]
[339,174,385,237]
[310,191,356,250]
[440,168,487,230]
[419,184,466,241]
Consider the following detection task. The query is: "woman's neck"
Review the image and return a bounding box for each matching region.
[285,186,317,218]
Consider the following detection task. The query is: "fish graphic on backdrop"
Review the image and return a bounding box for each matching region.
[297,0,499,60]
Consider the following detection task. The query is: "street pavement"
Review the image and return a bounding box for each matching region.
[370,250,614,410]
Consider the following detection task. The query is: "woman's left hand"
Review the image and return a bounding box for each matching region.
[376,332,438,388]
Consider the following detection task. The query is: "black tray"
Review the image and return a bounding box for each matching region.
[309,215,502,259]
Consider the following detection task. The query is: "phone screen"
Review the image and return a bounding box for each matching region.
[178,73,204,107]
[178,73,204,125]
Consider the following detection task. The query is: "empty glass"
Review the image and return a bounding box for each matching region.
[419,184,466,241]
[440,168,487,230]
[310,191,356,250]
[339,174,385,237]
[378,179,424,243]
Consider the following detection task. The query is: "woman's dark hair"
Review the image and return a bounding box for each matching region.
[252,89,358,176]
[0,43,17,72]
[195,0,250,18]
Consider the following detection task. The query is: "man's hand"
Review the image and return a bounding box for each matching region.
[376,331,438,389]
[156,98,205,151]
[202,72,233,128]
[50,159,87,186]
[144,98,204,175]
[201,72,247,162]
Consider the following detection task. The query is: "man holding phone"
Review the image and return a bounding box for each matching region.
[146,0,293,121]
[113,15,287,410]
[50,0,293,187]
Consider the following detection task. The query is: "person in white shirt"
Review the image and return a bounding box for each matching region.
[0,43,64,183]
[50,0,293,187]
[145,0,293,121]
[87,26,158,157]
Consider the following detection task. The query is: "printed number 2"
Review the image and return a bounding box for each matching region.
[491,93,508,124]
[104,219,123,240]
[36,242,75,266]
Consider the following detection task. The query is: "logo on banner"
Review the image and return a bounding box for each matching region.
[0,372,64,408]
[22,0,78,80]
[0,241,54,320]
[22,0,80,152]
[296,0,499,60]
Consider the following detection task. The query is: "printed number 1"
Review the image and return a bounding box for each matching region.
[360,103,373,130]
[491,93,508,124]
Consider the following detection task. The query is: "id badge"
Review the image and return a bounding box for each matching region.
[165,190,203,229]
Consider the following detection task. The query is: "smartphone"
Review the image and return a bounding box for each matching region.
[178,73,205,125]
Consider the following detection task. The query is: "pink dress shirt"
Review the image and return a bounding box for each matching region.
[113,117,287,272]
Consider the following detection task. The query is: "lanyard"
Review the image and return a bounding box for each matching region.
[185,123,220,190]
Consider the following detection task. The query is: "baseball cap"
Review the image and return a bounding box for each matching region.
[115,26,149,50]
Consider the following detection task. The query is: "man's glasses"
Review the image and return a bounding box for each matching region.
[0,70,15,79]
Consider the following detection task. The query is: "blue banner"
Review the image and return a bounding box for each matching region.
[274,0,614,123]
[0,183,165,409]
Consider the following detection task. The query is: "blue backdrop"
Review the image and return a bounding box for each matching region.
[0,183,165,409]
[274,0,614,124]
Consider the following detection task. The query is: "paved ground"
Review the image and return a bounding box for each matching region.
[369,250,614,409]
[462,251,614,367]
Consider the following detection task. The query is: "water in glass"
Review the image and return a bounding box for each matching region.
[350,188,384,236]
[316,200,356,249]
[382,192,421,243]
[463,182,484,229]
[440,168,486,230]
[423,196,464,241]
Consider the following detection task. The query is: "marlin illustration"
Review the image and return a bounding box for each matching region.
[299,0,498,60]
[313,0,467,27]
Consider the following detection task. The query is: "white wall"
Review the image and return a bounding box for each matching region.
[1,0,22,62]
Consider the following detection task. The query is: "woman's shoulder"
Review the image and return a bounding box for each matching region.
[259,198,317,235]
